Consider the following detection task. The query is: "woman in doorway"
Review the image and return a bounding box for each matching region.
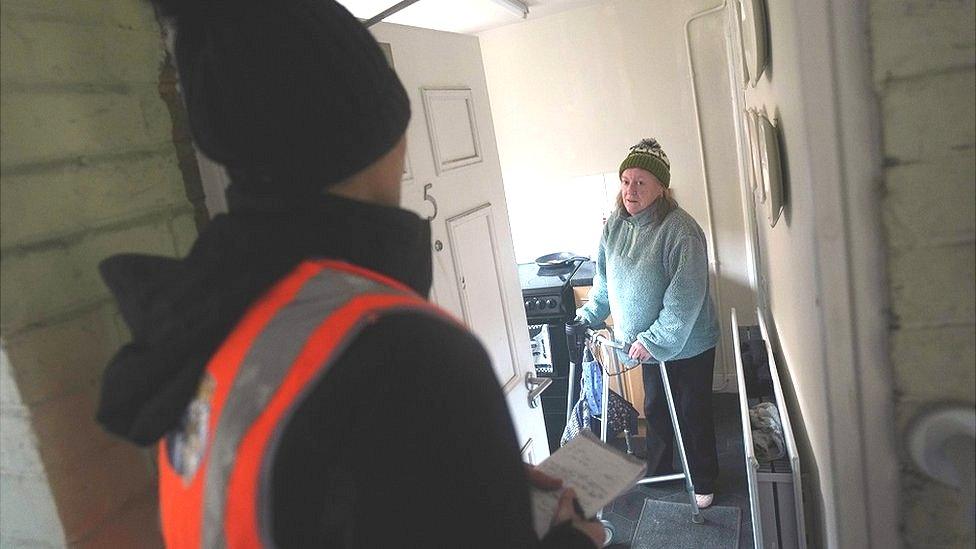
[576,138,721,508]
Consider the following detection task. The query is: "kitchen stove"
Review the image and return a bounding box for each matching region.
[517,262,579,324]
[518,259,594,452]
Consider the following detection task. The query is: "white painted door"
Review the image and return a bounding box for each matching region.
[370,23,550,463]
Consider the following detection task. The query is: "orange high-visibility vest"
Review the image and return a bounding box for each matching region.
[158,259,451,548]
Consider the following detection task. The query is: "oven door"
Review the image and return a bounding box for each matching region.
[527,323,577,453]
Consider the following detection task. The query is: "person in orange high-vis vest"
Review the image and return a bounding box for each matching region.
[157,259,453,547]
[96,0,603,547]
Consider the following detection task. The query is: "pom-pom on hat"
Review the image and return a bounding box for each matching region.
[619,138,671,187]
[153,0,411,197]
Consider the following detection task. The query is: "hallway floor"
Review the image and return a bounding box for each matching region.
[602,392,753,548]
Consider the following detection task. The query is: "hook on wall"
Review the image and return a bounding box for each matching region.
[424,183,439,221]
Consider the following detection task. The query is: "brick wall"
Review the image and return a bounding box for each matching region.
[0,1,202,545]
[870,0,976,546]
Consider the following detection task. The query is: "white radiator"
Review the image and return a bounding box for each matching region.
[731,308,807,549]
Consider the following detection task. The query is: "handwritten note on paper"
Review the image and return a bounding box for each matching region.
[531,431,647,538]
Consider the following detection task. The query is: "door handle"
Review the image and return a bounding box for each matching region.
[423,183,438,221]
[525,372,553,409]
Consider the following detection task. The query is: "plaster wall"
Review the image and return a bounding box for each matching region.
[738,0,836,544]
[734,0,911,544]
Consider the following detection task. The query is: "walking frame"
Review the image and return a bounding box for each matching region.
[565,321,703,545]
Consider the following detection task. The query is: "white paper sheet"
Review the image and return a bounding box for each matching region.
[531,431,647,538]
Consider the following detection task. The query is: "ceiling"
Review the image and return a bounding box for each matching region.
[337,0,605,35]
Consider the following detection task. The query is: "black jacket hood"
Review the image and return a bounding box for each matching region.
[96,190,432,446]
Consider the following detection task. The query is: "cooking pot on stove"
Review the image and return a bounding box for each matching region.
[534,252,589,267]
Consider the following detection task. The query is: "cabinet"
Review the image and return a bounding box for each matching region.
[572,286,645,418]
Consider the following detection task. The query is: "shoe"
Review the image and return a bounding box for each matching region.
[695,493,714,509]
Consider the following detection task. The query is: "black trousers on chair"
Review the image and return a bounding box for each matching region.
[642,347,718,494]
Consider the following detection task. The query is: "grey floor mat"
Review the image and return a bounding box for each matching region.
[631,499,740,549]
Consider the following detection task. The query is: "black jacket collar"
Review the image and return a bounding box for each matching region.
[97,191,432,445]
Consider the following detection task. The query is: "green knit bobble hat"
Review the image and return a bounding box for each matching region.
[619,138,671,187]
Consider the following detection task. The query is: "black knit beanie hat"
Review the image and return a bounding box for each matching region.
[154,0,411,197]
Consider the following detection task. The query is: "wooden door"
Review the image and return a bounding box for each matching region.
[371,23,550,463]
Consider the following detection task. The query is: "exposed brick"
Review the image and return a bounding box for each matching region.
[890,325,976,402]
[0,0,198,544]
[888,242,976,326]
[44,439,154,543]
[899,467,975,548]
[3,303,122,406]
[895,397,922,440]
[0,88,172,168]
[894,397,976,462]
[870,0,976,82]
[0,15,163,86]
[156,58,210,228]
[29,388,118,472]
[0,0,159,31]
[26,394,152,541]
[882,154,976,248]
[0,219,179,331]
[881,68,976,164]
[69,486,162,549]
[1,151,188,249]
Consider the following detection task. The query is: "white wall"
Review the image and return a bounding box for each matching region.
[737,0,843,541]
[478,0,754,389]
[732,0,898,546]
[0,344,66,548]
[480,0,707,260]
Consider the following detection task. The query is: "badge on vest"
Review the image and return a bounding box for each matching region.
[166,374,216,482]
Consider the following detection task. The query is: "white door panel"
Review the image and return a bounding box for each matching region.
[421,87,484,174]
[446,204,519,390]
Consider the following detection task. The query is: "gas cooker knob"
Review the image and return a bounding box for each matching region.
[525,300,535,310]
[534,299,545,309]
[546,298,557,309]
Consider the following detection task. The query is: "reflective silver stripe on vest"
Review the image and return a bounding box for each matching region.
[202,268,411,548]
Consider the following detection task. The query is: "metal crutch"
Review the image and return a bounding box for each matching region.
[590,330,704,525]
[649,359,704,524]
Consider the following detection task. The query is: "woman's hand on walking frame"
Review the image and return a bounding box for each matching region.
[628,340,652,363]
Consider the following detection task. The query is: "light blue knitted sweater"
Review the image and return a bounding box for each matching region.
[577,205,720,362]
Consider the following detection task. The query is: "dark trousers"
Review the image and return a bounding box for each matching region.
[642,347,718,494]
